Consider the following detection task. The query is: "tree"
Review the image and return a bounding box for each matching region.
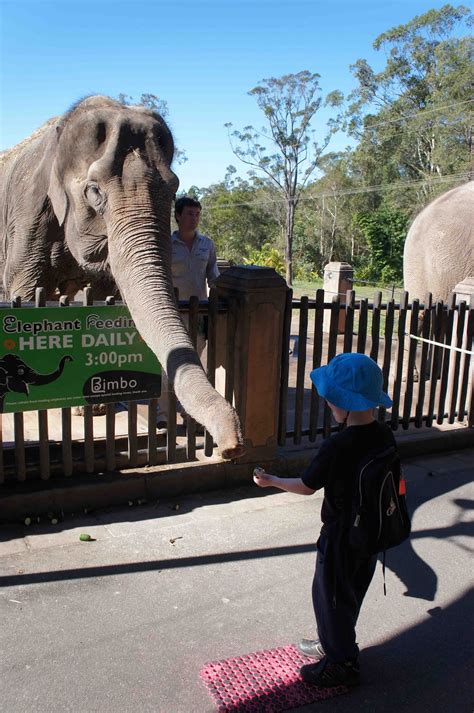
[226,71,343,284]
[293,152,362,276]
[347,5,473,213]
[118,93,187,164]
[353,206,407,284]
[192,172,279,263]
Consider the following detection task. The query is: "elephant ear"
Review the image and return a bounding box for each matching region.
[47,160,68,226]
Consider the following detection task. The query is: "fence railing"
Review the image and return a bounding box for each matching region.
[1,274,473,489]
[278,288,474,445]
[0,288,235,485]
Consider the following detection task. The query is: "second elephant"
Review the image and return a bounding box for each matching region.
[403,182,474,303]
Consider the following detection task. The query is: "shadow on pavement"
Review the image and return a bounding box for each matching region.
[234,588,474,713]
[1,455,472,610]
[0,483,276,540]
[384,466,473,602]
[0,541,316,587]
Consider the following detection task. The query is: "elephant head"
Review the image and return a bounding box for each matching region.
[0,96,244,459]
[0,354,73,408]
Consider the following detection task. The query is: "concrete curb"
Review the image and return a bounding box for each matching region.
[1,426,473,522]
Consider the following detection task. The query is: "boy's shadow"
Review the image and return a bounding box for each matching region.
[382,467,473,601]
[357,588,474,712]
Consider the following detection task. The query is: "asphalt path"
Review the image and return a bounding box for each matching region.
[1,448,473,712]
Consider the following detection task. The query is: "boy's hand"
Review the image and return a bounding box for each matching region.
[253,467,275,488]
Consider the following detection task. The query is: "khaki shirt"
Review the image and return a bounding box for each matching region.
[171,231,220,301]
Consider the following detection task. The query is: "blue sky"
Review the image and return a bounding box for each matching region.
[0,0,463,191]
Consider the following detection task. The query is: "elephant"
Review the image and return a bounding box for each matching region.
[0,96,244,459]
[0,353,73,410]
[403,182,474,304]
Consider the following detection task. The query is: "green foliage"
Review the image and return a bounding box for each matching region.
[243,243,286,275]
[353,206,408,284]
[293,260,320,282]
[347,5,473,212]
[194,178,280,264]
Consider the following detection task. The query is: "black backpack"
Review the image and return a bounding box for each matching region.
[349,445,411,558]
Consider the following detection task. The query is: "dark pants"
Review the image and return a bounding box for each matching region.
[312,532,377,663]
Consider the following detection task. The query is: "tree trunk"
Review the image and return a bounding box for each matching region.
[285,197,295,286]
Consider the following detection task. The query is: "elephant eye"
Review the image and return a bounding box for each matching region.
[85,182,106,213]
[18,368,24,375]
[86,182,100,196]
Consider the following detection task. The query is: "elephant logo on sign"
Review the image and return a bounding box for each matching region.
[0,353,73,411]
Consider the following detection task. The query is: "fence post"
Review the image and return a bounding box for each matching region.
[215,265,287,461]
[323,261,353,333]
[453,278,474,426]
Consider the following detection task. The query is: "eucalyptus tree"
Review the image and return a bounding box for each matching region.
[226,71,342,284]
[347,5,473,212]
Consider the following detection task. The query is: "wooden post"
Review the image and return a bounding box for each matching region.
[453,278,474,426]
[215,266,287,461]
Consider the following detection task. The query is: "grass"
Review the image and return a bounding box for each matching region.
[290,280,406,337]
[292,280,404,303]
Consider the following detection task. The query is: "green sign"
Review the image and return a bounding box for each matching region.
[0,306,162,413]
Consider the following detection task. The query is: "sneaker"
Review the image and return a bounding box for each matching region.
[298,638,325,659]
[300,657,360,688]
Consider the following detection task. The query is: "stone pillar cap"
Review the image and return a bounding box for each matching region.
[453,276,474,305]
[324,261,353,272]
[453,276,474,292]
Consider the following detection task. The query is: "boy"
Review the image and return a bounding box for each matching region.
[253,352,395,687]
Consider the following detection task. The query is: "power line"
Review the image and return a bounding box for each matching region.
[202,172,469,211]
[201,98,472,210]
[349,98,474,132]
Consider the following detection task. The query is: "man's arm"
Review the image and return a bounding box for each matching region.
[253,469,315,495]
[206,240,220,287]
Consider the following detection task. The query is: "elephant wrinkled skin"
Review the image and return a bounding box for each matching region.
[403,182,474,303]
[0,96,244,459]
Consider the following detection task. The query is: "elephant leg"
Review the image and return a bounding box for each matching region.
[5,256,57,301]
[72,404,107,417]
[4,213,61,301]
[57,279,120,303]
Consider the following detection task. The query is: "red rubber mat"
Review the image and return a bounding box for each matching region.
[199,644,348,712]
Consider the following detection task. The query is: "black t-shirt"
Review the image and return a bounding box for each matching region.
[302,420,396,534]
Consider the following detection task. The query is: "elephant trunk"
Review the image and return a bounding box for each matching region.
[105,191,244,460]
[27,356,72,385]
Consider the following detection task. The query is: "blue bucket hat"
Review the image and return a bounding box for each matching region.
[310,353,392,411]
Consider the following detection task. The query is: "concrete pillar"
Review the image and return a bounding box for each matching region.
[215,266,287,461]
[323,261,353,333]
[453,277,474,305]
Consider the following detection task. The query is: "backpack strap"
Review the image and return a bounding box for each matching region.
[382,550,387,596]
